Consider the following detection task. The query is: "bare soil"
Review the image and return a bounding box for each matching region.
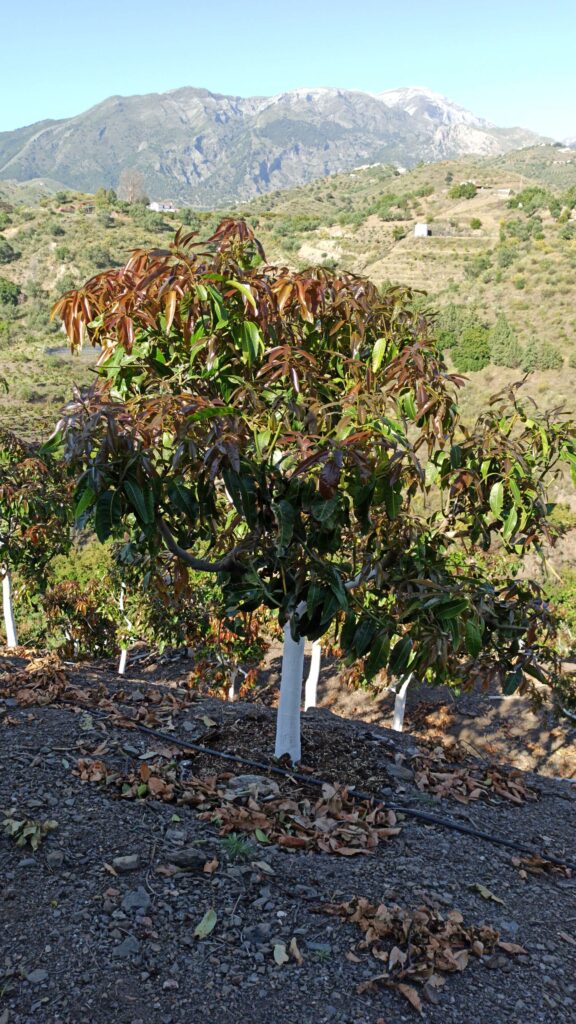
[0,650,575,1024]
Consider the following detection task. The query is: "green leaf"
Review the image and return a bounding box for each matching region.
[255,828,270,844]
[74,485,96,520]
[168,481,198,522]
[388,635,413,676]
[503,668,523,695]
[523,663,548,684]
[226,279,257,311]
[273,500,295,549]
[502,506,518,542]
[310,497,339,523]
[371,336,387,373]
[124,477,154,525]
[94,491,122,542]
[352,619,375,658]
[194,908,218,938]
[239,322,263,366]
[489,480,504,520]
[188,405,235,422]
[509,478,522,507]
[450,444,462,469]
[465,620,483,658]
[381,480,402,520]
[434,598,469,621]
[399,391,417,420]
[364,634,390,680]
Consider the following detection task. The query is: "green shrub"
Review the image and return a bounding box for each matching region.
[489,314,523,368]
[507,187,555,215]
[464,254,491,279]
[449,182,477,200]
[470,218,482,230]
[0,276,21,305]
[501,218,542,243]
[452,325,491,372]
[436,303,482,350]
[0,240,19,264]
[522,340,563,372]
[86,245,114,269]
[497,245,516,269]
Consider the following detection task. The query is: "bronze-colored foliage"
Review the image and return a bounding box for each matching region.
[52,219,576,693]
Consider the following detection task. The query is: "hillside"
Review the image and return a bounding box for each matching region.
[0,86,546,206]
[243,146,576,408]
[1,146,575,438]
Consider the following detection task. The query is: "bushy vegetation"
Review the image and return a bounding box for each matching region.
[449,182,477,200]
[522,340,564,372]
[452,325,491,372]
[489,314,523,368]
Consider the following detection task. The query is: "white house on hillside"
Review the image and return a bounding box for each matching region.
[414,222,430,237]
[148,200,179,213]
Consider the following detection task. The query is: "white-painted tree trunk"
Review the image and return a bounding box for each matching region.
[274,621,306,762]
[118,584,128,675]
[304,640,322,711]
[392,673,413,732]
[1,567,18,649]
[228,667,238,702]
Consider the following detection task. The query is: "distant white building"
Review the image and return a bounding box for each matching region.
[414,222,430,238]
[148,200,179,213]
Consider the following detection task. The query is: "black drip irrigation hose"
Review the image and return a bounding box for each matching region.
[7,693,574,871]
[130,721,576,872]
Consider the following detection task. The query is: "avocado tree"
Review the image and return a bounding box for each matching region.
[53,220,576,760]
[0,429,71,648]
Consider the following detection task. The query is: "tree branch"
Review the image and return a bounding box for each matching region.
[156,518,247,574]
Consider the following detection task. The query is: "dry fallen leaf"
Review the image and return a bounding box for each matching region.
[471,883,505,905]
[397,983,423,1015]
[289,937,304,965]
[497,941,528,956]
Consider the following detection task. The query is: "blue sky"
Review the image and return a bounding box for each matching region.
[1,0,574,138]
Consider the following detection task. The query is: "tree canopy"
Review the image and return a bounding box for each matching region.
[52,220,576,750]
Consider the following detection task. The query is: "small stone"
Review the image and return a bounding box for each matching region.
[26,969,48,984]
[121,887,151,913]
[499,919,520,938]
[112,855,140,873]
[164,829,186,843]
[46,850,64,869]
[18,858,36,869]
[166,848,206,871]
[162,980,179,991]
[113,934,141,958]
[243,922,272,945]
[386,764,414,782]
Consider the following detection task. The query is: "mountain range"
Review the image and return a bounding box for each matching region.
[0,85,551,206]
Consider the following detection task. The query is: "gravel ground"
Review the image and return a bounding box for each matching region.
[0,657,575,1024]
